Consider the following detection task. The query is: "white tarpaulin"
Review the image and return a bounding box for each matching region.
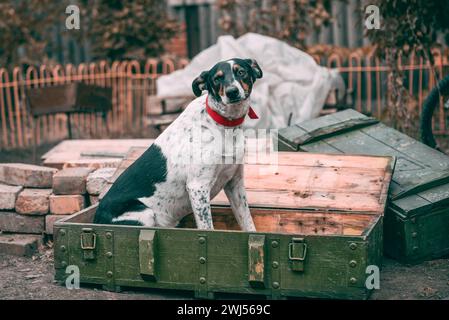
[157,33,344,129]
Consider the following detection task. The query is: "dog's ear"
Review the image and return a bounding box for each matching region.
[244,59,263,80]
[192,71,209,97]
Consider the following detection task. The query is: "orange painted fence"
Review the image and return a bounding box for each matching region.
[0,58,188,150]
[313,48,449,134]
[0,49,448,151]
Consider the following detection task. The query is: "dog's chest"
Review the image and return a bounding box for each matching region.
[157,96,246,166]
[141,96,243,210]
[209,164,240,197]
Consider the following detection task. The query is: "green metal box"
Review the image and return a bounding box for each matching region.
[54,152,393,299]
[277,109,449,264]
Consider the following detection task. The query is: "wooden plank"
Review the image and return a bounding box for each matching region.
[416,183,449,206]
[180,208,376,236]
[278,109,375,149]
[62,204,97,223]
[62,159,122,170]
[213,188,385,214]
[298,140,343,154]
[263,152,392,170]
[108,147,148,183]
[295,116,378,145]
[212,152,393,214]
[243,165,387,194]
[42,139,153,169]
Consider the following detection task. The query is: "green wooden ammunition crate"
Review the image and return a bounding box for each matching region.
[54,152,393,299]
[277,109,449,264]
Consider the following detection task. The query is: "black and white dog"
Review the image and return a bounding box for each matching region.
[94,58,263,231]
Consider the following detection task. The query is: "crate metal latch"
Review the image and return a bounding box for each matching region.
[139,230,157,281]
[288,238,307,272]
[248,234,266,288]
[80,228,97,260]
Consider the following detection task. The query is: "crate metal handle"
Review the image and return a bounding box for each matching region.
[80,228,97,260]
[289,239,307,261]
[80,229,96,250]
[288,238,307,272]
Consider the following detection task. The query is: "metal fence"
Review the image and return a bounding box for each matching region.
[0,59,188,150]
[312,47,449,134]
[1,49,448,151]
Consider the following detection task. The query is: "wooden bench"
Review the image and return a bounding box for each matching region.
[145,95,193,132]
[26,83,113,163]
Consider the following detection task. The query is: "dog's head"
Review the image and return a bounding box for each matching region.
[192,58,263,105]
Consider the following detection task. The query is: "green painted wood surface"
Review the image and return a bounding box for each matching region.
[53,207,381,300]
[277,109,449,263]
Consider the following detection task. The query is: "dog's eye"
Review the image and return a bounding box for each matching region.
[238,69,247,77]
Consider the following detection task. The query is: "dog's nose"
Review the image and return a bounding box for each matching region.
[225,86,240,99]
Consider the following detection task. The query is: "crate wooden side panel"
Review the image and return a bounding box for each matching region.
[414,207,449,259]
[180,207,377,236]
[383,208,407,260]
[54,214,378,299]
[366,216,383,274]
[385,207,449,263]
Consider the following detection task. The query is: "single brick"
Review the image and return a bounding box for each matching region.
[50,194,85,215]
[0,234,41,257]
[89,195,99,206]
[45,214,70,235]
[0,163,57,188]
[52,167,95,195]
[0,184,23,210]
[86,168,116,195]
[15,188,52,215]
[0,211,45,234]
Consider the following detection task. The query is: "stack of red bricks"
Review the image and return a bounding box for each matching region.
[0,163,116,257]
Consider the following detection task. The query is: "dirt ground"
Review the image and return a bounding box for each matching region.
[0,247,191,300]
[0,246,448,300]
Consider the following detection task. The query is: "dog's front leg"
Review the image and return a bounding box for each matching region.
[187,181,214,230]
[224,166,256,232]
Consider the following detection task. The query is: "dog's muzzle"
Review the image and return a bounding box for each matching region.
[225,86,241,102]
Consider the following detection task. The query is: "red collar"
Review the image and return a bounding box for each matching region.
[205,95,258,127]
